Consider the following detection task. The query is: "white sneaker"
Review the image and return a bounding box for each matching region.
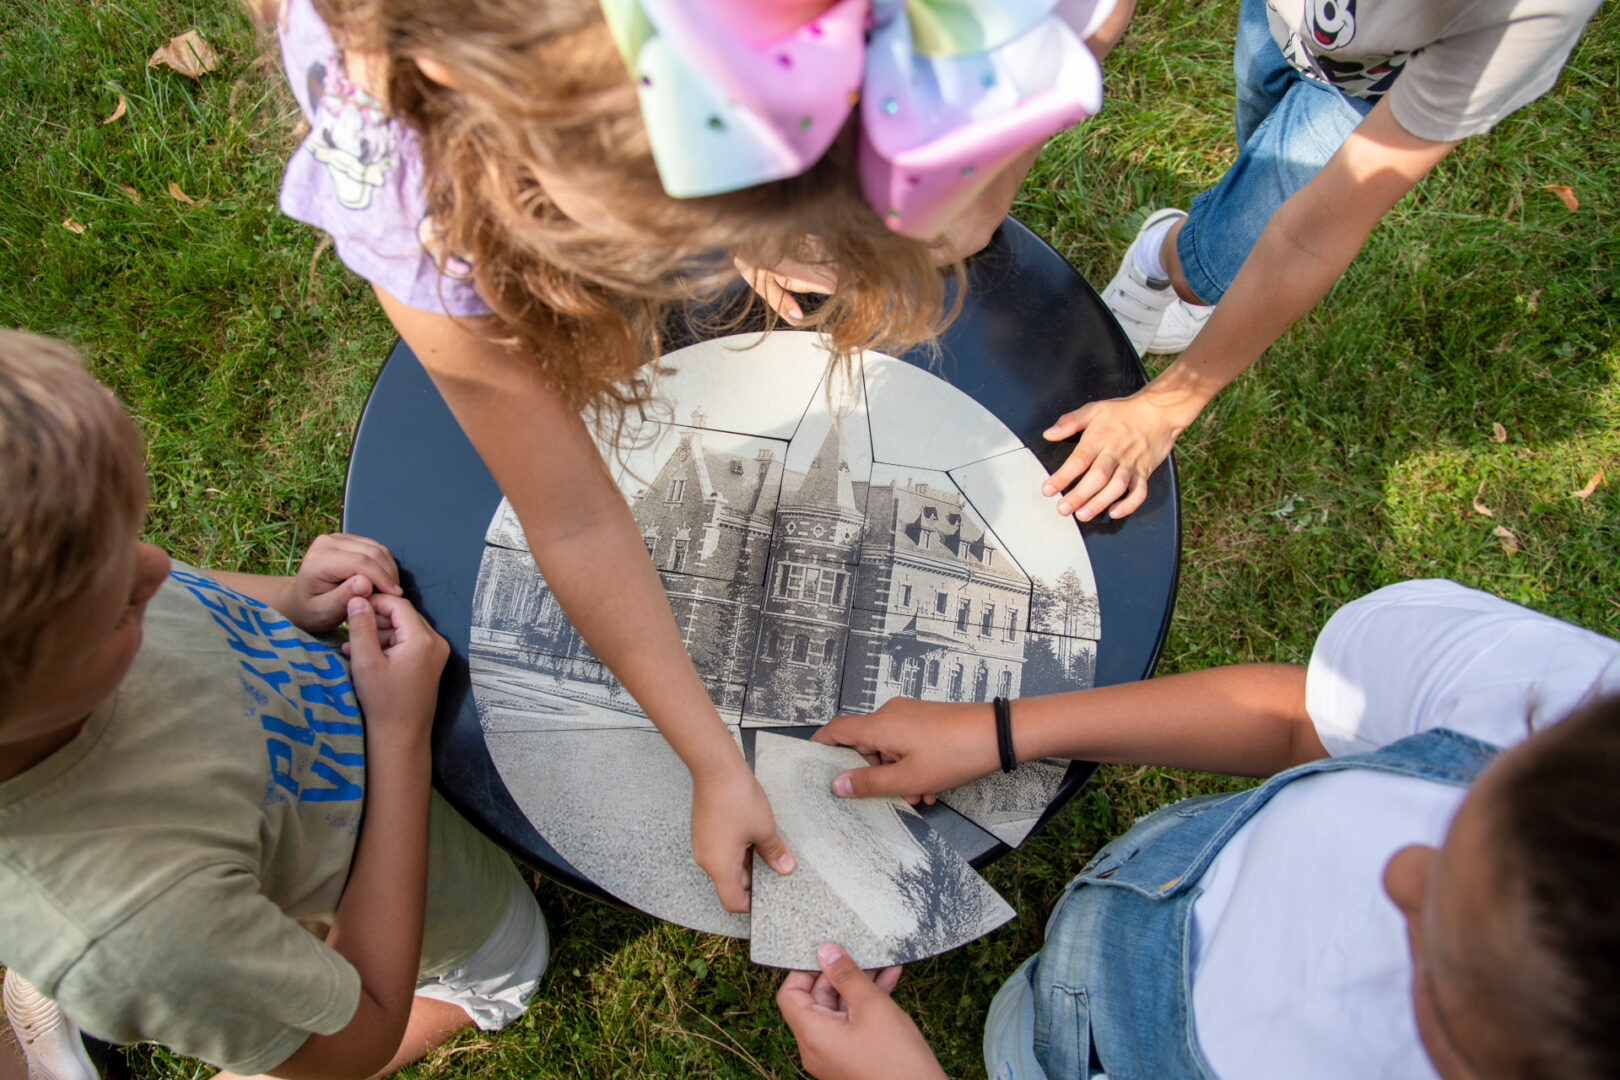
[3,972,96,1080]
[1100,208,1185,357]
[1146,297,1214,354]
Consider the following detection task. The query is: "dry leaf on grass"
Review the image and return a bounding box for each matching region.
[1540,184,1579,212]
[61,217,86,234]
[117,184,141,203]
[1492,525,1519,554]
[1491,422,1508,443]
[1471,483,1494,518]
[1571,469,1605,500]
[167,181,204,206]
[102,95,127,124]
[148,30,220,79]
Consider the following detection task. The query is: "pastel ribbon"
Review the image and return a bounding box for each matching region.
[601,0,1107,238]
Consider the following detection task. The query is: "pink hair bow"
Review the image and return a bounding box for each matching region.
[601,0,1108,239]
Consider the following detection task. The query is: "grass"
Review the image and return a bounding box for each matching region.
[2,0,1617,1076]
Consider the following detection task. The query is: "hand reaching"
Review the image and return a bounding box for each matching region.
[778,943,943,1080]
[812,698,1001,805]
[1041,390,1191,522]
[286,533,404,633]
[690,763,795,913]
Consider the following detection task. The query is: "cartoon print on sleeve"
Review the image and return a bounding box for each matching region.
[1277,0,1409,101]
[304,58,398,211]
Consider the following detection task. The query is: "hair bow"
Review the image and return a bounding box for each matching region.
[600,0,1107,239]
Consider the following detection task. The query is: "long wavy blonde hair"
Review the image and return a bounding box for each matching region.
[267,0,956,417]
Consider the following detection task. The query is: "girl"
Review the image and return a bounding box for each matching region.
[780,579,1620,1079]
[265,0,1130,914]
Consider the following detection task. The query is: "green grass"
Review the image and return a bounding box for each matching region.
[2,0,1617,1076]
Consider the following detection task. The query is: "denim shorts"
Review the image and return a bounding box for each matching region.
[1175,0,1375,305]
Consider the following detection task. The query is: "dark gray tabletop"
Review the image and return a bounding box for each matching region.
[342,216,1179,898]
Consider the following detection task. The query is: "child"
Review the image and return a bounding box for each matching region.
[778,579,1620,1078]
[0,330,548,1079]
[1044,0,1603,524]
[262,0,1132,911]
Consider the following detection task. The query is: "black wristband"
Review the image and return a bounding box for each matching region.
[993,696,1016,773]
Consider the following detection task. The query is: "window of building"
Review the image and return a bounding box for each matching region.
[764,631,779,660]
[888,654,902,682]
[803,567,821,598]
[972,663,989,702]
[926,659,940,687]
[823,640,837,665]
[792,634,809,663]
[665,478,686,502]
[996,669,1012,699]
[980,603,994,637]
[902,657,921,695]
[830,572,847,606]
[1006,609,1020,642]
[669,538,688,572]
[899,583,913,608]
[948,664,964,701]
[919,530,932,550]
[981,547,994,567]
[956,598,971,633]
[642,533,657,557]
[935,590,949,615]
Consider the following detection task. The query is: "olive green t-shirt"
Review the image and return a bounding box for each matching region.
[0,564,514,1075]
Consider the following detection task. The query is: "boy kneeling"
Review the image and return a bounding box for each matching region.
[0,330,546,1080]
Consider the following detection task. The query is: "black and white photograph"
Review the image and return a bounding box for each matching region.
[950,448,1102,640]
[483,727,751,939]
[938,758,1074,849]
[747,734,1015,970]
[861,353,1024,471]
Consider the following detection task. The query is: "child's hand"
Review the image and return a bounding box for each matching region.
[345,594,448,739]
[777,943,942,1080]
[734,249,836,324]
[1041,389,1195,522]
[286,533,405,632]
[691,764,795,913]
[812,699,1001,804]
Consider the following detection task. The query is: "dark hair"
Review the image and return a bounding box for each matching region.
[1490,692,1620,1080]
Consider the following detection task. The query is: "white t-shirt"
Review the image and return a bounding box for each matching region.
[1189,579,1620,1080]
[1265,0,1601,141]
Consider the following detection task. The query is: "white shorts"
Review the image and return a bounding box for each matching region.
[413,866,548,1031]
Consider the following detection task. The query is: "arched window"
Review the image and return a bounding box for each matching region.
[948,664,964,702]
[792,634,809,663]
[901,658,921,696]
[972,663,989,702]
[996,669,1012,699]
[764,630,779,660]
[888,654,903,682]
[926,659,940,687]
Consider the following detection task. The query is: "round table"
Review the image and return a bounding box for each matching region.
[342,216,1180,901]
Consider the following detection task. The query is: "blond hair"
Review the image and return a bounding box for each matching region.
[275,0,954,416]
[0,331,146,710]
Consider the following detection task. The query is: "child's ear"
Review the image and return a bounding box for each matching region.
[414,56,460,89]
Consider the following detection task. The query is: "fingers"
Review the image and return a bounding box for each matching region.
[809,970,844,1013]
[344,596,382,671]
[1042,401,1097,445]
[873,965,903,996]
[757,273,804,323]
[309,533,404,594]
[707,857,752,914]
[830,761,916,800]
[816,943,880,1010]
[753,828,797,877]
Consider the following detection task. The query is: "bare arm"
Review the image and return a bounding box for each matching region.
[1044,99,1460,521]
[813,663,1322,801]
[373,289,790,910]
[269,597,444,1080]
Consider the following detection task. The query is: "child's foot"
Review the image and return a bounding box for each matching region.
[1146,297,1214,354]
[3,972,97,1080]
[1101,208,1187,356]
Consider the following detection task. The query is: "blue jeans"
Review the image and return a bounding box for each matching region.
[1174,0,1376,305]
[982,728,1498,1080]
